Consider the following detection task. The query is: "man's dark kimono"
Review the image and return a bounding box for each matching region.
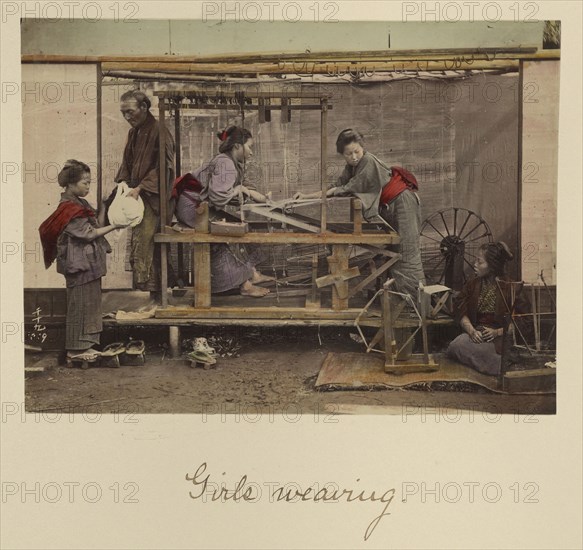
[115,111,175,291]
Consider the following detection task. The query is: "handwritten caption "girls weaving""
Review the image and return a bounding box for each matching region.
[186,462,395,542]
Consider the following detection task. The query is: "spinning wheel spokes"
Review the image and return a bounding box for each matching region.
[420,207,493,290]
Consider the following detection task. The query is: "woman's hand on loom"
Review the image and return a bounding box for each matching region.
[293,191,323,201]
[240,185,271,203]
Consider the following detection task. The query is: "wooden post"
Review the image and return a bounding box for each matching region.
[537,284,542,350]
[351,198,363,234]
[328,245,349,310]
[320,98,328,233]
[159,96,168,302]
[420,309,430,366]
[311,252,318,302]
[174,103,181,178]
[161,240,169,307]
[281,97,290,123]
[516,59,524,279]
[96,63,103,211]
[499,315,512,382]
[382,286,395,369]
[192,200,210,308]
[169,326,181,358]
[531,285,540,351]
[193,244,211,308]
[175,103,184,284]
[305,252,320,308]
[159,96,168,228]
[194,202,209,233]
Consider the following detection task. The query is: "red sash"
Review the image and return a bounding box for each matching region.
[379,166,419,206]
[171,173,203,200]
[39,202,95,268]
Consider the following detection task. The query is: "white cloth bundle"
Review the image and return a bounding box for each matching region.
[108,182,144,228]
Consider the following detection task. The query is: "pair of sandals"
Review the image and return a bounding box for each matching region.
[101,340,145,357]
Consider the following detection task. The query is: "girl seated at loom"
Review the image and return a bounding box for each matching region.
[172,126,273,298]
[294,129,425,301]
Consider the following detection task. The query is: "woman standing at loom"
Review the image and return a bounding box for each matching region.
[294,129,425,301]
[173,126,272,297]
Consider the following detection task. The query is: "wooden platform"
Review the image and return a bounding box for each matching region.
[315,352,556,394]
[154,230,399,245]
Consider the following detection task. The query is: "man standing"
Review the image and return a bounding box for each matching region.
[115,90,175,298]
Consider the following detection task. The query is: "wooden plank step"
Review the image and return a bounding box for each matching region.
[155,306,363,320]
[155,231,399,245]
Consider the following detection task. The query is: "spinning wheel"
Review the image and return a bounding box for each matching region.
[420,208,493,290]
[355,288,421,359]
[354,283,438,373]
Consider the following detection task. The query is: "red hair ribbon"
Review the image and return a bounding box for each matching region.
[220,130,228,141]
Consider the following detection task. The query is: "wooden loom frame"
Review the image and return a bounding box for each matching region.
[153,88,401,325]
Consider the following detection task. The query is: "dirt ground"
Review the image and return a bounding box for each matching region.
[24,326,556,416]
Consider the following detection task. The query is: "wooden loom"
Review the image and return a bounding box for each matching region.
[153,88,402,327]
[151,88,460,374]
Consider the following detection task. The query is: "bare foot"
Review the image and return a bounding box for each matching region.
[240,280,270,297]
[251,269,275,284]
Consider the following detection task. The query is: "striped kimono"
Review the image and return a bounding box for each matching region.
[41,190,111,351]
